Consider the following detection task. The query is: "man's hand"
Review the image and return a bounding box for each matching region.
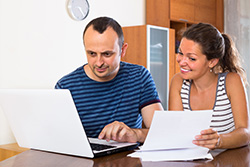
[98,121,138,143]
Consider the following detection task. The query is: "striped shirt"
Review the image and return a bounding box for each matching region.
[55,61,160,138]
[180,73,235,134]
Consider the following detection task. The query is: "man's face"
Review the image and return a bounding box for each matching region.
[83,26,126,82]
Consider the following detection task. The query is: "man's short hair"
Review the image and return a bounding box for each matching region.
[83,17,124,48]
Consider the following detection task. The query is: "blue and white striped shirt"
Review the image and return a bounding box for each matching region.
[55,61,160,137]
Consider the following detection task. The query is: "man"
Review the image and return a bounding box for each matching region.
[55,17,163,143]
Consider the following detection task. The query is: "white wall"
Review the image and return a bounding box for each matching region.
[0,0,145,145]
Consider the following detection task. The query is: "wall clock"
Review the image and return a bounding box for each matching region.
[66,0,90,21]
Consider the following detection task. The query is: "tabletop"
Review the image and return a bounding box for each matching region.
[0,145,249,167]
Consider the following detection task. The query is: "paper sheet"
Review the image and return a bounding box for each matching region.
[128,147,213,161]
[129,110,213,161]
[141,110,213,151]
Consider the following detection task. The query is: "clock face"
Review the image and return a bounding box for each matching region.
[67,0,89,21]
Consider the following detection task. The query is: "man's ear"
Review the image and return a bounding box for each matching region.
[209,58,219,68]
[120,43,128,58]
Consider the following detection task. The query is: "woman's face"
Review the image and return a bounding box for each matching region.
[177,38,211,80]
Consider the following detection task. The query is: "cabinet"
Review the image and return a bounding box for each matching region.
[194,0,216,25]
[122,25,175,109]
[147,0,224,31]
[146,0,224,47]
[170,0,218,26]
[170,0,195,23]
[146,0,170,28]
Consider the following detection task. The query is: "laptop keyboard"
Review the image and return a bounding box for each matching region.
[90,143,116,151]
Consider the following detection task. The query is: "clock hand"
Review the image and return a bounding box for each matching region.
[75,6,85,17]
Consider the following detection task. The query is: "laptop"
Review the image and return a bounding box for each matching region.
[0,89,138,158]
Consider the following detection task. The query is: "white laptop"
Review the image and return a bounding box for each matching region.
[0,89,138,158]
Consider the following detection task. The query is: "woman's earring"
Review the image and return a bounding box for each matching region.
[210,68,213,73]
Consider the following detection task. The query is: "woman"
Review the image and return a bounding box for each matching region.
[169,23,249,149]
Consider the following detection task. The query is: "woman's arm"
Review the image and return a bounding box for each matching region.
[219,72,250,148]
[168,73,184,111]
[193,72,250,149]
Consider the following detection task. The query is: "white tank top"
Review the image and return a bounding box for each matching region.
[180,73,235,134]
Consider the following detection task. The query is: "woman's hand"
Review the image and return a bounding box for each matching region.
[192,128,221,149]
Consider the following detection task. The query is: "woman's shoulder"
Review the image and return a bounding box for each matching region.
[172,73,185,83]
[225,72,242,83]
[172,73,183,80]
[224,72,244,94]
[170,73,185,90]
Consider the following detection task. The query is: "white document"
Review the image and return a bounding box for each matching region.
[128,110,213,161]
[129,147,213,161]
[141,110,213,151]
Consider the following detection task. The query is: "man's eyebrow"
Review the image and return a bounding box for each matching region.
[86,50,95,53]
[101,50,114,53]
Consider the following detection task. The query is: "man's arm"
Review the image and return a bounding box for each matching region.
[98,102,163,143]
[133,102,164,142]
